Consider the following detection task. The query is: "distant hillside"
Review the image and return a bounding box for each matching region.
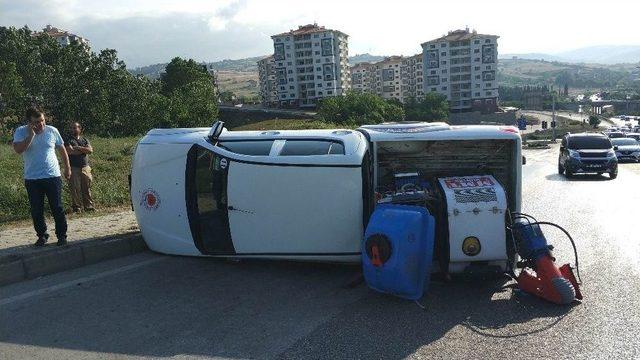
[349,53,386,65]
[500,53,564,62]
[501,46,640,65]
[130,52,640,93]
[130,56,268,79]
[131,53,390,78]
[498,58,639,89]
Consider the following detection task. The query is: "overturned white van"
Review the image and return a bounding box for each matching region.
[131,122,522,274]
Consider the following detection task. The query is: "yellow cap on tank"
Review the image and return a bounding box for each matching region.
[462,236,481,256]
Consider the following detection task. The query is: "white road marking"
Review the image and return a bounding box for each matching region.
[0,256,165,306]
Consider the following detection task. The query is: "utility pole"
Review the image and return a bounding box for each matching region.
[552,93,556,142]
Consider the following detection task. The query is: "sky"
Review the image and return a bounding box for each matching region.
[1,0,639,68]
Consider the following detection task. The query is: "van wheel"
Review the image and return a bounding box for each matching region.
[609,171,618,180]
[565,169,573,178]
[558,163,565,175]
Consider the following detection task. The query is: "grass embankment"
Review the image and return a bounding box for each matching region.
[1,119,336,224]
[233,119,339,131]
[1,137,138,224]
[522,124,603,147]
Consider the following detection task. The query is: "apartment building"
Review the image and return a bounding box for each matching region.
[350,54,424,103]
[270,24,350,108]
[350,62,375,93]
[35,25,89,48]
[400,54,424,102]
[374,56,403,101]
[421,29,498,113]
[257,55,278,107]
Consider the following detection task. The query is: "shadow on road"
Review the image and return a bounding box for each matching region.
[545,173,611,182]
[0,256,576,358]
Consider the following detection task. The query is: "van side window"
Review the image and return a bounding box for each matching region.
[217,141,274,155]
[280,140,345,156]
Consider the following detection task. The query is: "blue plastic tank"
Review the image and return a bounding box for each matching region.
[362,204,436,300]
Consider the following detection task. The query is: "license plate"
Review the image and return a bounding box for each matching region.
[586,164,601,168]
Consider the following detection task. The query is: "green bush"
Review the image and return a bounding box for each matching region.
[317,91,404,126]
[403,93,449,122]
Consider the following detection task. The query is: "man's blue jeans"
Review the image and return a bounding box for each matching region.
[24,177,68,240]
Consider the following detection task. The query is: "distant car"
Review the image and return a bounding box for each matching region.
[626,133,640,141]
[608,131,626,138]
[611,137,640,162]
[559,133,617,179]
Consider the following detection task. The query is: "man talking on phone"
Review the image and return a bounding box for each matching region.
[12,108,72,246]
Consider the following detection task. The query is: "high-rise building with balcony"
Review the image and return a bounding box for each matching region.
[350,62,375,93]
[421,29,498,113]
[350,55,423,103]
[374,56,403,102]
[400,54,424,102]
[257,55,278,107]
[270,24,350,108]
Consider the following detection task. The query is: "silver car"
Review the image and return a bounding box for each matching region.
[612,137,640,162]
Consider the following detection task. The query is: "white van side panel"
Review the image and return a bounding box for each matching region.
[227,162,363,254]
[132,143,200,256]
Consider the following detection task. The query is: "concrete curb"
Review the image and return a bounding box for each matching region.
[0,233,147,287]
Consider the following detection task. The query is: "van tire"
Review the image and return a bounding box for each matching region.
[609,171,617,180]
[558,163,564,175]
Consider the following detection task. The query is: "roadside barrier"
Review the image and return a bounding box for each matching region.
[0,233,146,286]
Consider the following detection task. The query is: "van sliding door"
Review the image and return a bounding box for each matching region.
[226,162,363,255]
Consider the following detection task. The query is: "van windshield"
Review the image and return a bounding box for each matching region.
[567,136,611,150]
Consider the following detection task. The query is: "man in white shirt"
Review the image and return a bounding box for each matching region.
[12,108,72,246]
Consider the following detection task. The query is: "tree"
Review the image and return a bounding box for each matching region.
[0,61,26,117]
[317,91,404,126]
[160,57,219,128]
[160,58,211,95]
[168,80,218,128]
[404,93,449,122]
[219,90,235,103]
[588,115,601,129]
[0,26,219,137]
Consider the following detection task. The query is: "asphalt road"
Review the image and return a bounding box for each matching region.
[2,146,640,359]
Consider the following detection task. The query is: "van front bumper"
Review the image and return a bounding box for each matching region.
[566,157,617,173]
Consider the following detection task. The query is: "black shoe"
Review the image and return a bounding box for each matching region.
[56,237,68,246]
[34,236,48,247]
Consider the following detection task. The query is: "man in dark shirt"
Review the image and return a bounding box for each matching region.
[65,122,95,212]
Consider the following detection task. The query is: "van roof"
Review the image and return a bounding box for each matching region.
[358,122,521,142]
[142,122,522,146]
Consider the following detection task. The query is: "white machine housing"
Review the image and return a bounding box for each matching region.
[438,175,508,272]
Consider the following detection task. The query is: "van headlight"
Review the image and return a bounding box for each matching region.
[462,236,481,256]
[568,150,580,158]
[607,149,616,158]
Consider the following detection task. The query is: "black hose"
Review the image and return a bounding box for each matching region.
[528,221,582,284]
[511,212,538,222]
